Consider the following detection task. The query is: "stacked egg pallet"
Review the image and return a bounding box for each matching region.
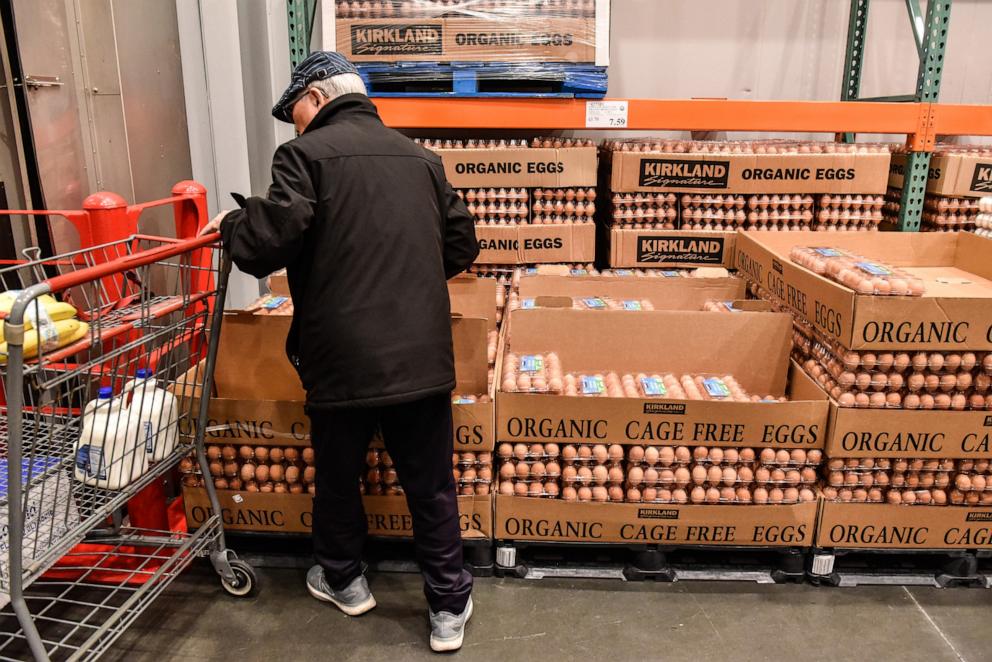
[792,317,992,412]
[820,457,992,506]
[602,139,888,232]
[181,444,316,495]
[976,197,992,238]
[625,445,820,505]
[884,144,990,232]
[336,0,597,18]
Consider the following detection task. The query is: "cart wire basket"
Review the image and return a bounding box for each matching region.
[0,231,254,661]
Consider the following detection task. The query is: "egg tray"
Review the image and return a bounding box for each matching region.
[798,348,988,395]
[818,485,992,506]
[605,139,891,156]
[790,246,926,296]
[625,472,818,490]
[825,458,959,472]
[559,372,782,402]
[626,486,817,506]
[626,447,822,467]
[614,192,678,208]
[498,479,562,499]
[797,355,992,410]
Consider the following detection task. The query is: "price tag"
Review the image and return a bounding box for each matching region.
[585,100,629,128]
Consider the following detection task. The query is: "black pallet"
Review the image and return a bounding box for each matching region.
[226,531,494,578]
[494,541,807,584]
[807,547,992,588]
[357,61,607,98]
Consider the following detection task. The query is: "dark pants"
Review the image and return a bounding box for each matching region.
[309,391,473,614]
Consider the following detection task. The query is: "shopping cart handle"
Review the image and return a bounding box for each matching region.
[44,233,222,293]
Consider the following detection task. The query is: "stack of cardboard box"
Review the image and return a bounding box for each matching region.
[601,140,891,269]
[735,230,992,553]
[181,278,499,541]
[492,277,829,548]
[421,139,599,266]
[885,145,992,232]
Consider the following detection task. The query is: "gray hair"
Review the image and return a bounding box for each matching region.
[309,72,367,101]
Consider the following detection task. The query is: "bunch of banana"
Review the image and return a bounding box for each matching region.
[0,291,86,363]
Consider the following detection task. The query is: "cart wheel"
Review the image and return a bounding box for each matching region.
[221,559,257,597]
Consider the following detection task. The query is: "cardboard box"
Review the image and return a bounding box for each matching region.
[435,146,598,189]
[816,502,992,549]
[216,313,306,401]
[609,228,736,267]
[449,275,499,332]
[495,495,816,545]
[516,272,746,309]
[267,269,290,296]
[889,152,992,198]
[476,223,595,265]
[811,386,992,460]
[497,308,828,447]
[734,230,992,351]
[184,489,492,539]
[610,151,890,194]
[335,17,598,63]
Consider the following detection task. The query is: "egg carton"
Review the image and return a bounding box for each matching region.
[614,192,678,207]
[531,137,597,148]
[790,246,926,296]
[561,485,625,502]
[453,452,493,468]
[530,216,595,225]
[824,458,956,472]
[819,194,886,210]
[417,138,529,149]
[533,199,596,217]
[823,473,952,490]
[496,442,564,462]
[626,485,817,505]
[457,483,494,497]
[498,460,564,482]
[362,483,405,496]
[498,479,561,499]
[534,187,597,203]
[500,351,564,393]
[451,394,493,405]
[798,357,992,410]
[605,139,890,156]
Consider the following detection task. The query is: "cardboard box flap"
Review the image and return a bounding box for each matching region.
[517,273,746,309]
[449,276,499,331]
[508,308,793,396]
[734,230,992,350]
[216,313,306,402]
[452,316,489,394]
[476,223,596,265]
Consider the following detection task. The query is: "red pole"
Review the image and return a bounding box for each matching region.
[82,191,133,247]
[171,180,208,239]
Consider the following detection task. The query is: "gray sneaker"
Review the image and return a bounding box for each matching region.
[306,565,376,616]
[429,596,473,653]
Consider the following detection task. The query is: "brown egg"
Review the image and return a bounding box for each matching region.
[269,447,284,464]
[206,446,222,461]
[239,446,254,461]
[221,445,237,461]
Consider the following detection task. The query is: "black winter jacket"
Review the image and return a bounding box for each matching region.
[221,94,479,409]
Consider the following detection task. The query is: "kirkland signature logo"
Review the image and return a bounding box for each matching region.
[643,402,687,415]
[970,163,992,193]
[638,158,730,188]
[966,511,992,522]
[636,236,725,265]
[350,24,442,56]
[638,508,680,520]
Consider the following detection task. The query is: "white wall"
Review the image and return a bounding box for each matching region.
[605,0,992,142]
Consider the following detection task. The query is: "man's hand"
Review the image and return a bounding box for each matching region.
[199,210,232,237]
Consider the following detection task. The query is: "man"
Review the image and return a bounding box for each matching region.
[200,52,479,652]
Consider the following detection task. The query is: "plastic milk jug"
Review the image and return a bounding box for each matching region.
[125,368,180,462]
[75,387,144,489]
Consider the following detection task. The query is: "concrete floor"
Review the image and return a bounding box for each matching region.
[105,563,992,662]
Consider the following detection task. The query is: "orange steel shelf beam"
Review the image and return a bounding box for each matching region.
[930,103,992,136]
[373,97,927,136]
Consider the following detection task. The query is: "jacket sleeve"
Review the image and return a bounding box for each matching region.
[440,180,479,279]
[220,142,316,278]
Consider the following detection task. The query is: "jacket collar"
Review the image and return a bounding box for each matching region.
[303,94,381,134]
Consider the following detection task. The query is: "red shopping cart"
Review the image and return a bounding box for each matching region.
[0,229,253,661]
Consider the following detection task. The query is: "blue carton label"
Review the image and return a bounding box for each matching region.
[261,296,288,310]
[615,269,634,277]
[813,247,843,257]
[622,300,643,311]
[570,268,588,276]
[722,301,740,312]
[582,297,606,309]
[661,270,681,278]
[640,377,666,396]
[581,375,605,395]
[855,261,892,276]
[519,355,544,373]
[703,377,731,399]
[520,298,536,310]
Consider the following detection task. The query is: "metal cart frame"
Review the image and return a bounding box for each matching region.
[0,232,255,661]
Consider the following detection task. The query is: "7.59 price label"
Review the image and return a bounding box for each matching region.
[585,100,629,128]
